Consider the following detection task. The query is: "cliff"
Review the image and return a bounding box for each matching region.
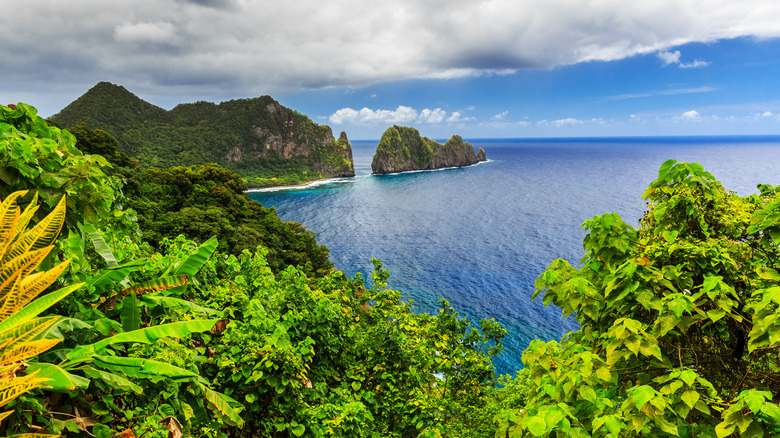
[371,125,486,175]
[49,82,355,187]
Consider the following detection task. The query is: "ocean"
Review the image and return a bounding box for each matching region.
[248,137,780,375]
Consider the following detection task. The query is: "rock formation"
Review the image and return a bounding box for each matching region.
[50,82,355,186]
[371,125,486,175]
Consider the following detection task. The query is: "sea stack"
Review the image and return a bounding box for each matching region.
[371,125,486,175]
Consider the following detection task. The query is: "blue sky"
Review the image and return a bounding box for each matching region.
[3,1,780,139]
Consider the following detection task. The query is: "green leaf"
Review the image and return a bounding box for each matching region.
[632,386,656,410]
[81,223,117,267]
[139,295,220,317]
[196,382,244,427]
[290,423,305,437]
[680,369,697,387]
[707,308,727,323]
[524,416,547,437]
[120,275,189,298]
[681,390,700,409]
[87,261,145,293]
[171,235,218,278]
[595,367,612,382]
[82,366,143,394]
[67,319,217,361]
[26,363,81,391]
[92,355,200,381]
[120,292,140,332]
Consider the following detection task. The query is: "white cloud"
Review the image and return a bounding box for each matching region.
[329,106,418,124]
[3,0,778,101]
[447,112,474,123]
[657,50,710,68]
[492,111,509,121]
[329,106,468,125]
[657,50,682,66]
[607,86,718,101]
[680,110,702,120]
[418,108,447,123]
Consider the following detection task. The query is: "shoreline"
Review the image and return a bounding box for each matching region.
[246,176,354,193]
[246,160,493,193]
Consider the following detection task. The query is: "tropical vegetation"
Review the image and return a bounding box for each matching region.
[47,82,354,188]
[2,100,779,437]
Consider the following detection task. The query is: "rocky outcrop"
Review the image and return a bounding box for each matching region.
[49,82,355,186]
[371,125,486,175]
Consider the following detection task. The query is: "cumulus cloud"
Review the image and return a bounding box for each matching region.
[680,110,702,120]
[418,108,447,123]
[657,50,711,68]
[329,106,469,125]
[3,0,778,104]
[492,111,509,121]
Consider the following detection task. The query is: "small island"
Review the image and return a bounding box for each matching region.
[371,125,486,175]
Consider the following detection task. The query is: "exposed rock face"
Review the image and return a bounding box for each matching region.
[49,81,355,184]
[371,125,486,175]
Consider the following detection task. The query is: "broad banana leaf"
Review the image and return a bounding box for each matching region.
[91,355,201,382]
[66,319,217,361]
[80,223,117,268]
[119,275,188,298]
[167,236,218,278]
[139,296,220,317]
[25,363,88,391]
[81,366,142,394]
[196,382,244,427]
[87,261,145,292]
[120,292,140,332]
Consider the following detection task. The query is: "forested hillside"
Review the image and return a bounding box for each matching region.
[49,82,355,188]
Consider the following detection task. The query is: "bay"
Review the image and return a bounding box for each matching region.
[248,136,780,374]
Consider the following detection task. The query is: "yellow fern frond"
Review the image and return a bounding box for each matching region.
[0,339,61,368]
[3,196,65,265]
[0,271,21,306]
[10,192,39,248]
[0,409,12,423]
[0,247,52,301]
[0,372,50,408]
[0,261,70,321]
[0,191,25,260]
[0,317,60,347]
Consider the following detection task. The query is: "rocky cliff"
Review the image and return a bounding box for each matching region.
[371,125,486,175]
[50,82,355,187]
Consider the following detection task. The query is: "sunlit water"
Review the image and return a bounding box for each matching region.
[248,137,780,374]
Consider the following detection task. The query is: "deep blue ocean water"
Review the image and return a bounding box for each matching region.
[248,137,780,375]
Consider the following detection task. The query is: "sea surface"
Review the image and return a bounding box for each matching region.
[248,137,780,375]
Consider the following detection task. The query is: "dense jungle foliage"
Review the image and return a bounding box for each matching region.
[65,123,332,278]
[48,82,354,188]
[1,103,513,437]
[2,102,779,437]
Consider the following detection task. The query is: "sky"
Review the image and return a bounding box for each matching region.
[3,0,780,139]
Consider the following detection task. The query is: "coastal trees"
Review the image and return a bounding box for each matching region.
[511,160,780,437]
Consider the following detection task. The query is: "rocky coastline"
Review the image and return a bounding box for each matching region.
[371,125,486,175]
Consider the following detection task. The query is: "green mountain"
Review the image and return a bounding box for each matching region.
[49,82,354,187]
[371,125,486,174]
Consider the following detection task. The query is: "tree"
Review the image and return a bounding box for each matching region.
[512,160,780,437]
